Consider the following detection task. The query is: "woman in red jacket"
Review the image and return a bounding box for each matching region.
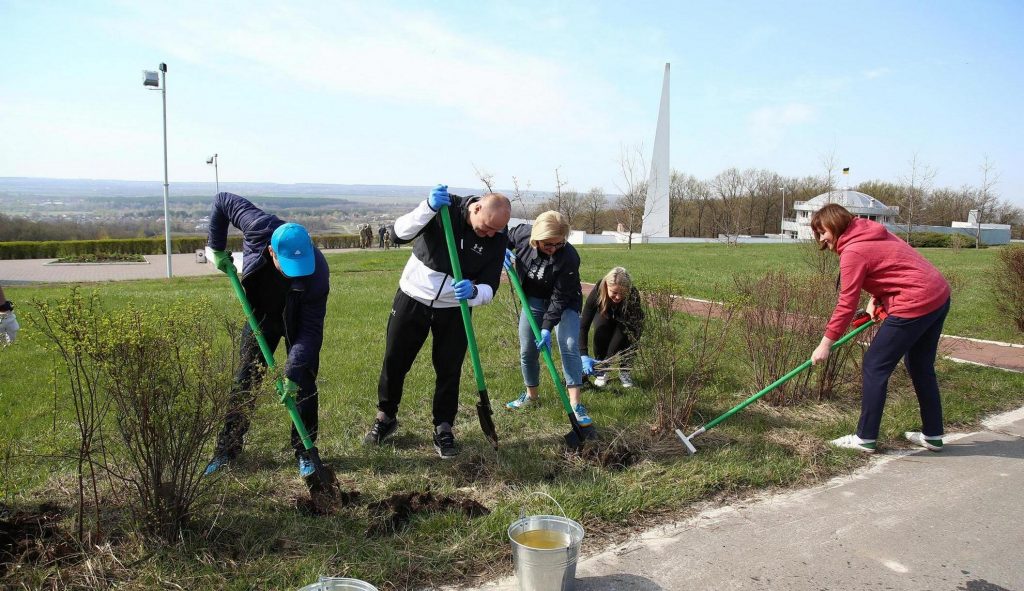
[810,204,951,453]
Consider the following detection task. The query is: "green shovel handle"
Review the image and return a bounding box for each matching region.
[222,261,317,452]
[439,205,487,392]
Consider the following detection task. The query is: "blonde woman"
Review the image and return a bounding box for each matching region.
[579,267,643,388]
[505,211,591,427]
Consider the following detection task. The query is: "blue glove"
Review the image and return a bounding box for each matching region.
[428,184,450,211]
[452,278,476,301]
[535,328,551,351]
[581,355,595,376]
[504,248,515,269]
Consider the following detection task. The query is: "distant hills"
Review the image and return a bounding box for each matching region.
[0,177,538,204]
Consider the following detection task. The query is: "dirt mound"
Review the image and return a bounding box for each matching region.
[297,466,362,516]
[0,502,74,574]
[366,491,490,536]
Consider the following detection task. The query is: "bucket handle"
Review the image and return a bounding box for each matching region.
[519,490,569,521]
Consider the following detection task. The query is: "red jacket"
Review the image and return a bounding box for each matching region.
[824,218,950,341]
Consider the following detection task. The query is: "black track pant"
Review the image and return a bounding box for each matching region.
[377,290,468,427]
[591,314,636,366]
[215,319,319,459]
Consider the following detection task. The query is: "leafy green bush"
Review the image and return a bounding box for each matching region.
[899,231,982,248]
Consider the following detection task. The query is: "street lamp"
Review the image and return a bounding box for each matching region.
[206,153,219,194]
[779,185,787,240]
[143,62,172,278]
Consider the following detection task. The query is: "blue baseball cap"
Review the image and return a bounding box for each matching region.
[270,223,315,277]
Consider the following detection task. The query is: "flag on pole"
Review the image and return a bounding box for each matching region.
[842,167,850,175]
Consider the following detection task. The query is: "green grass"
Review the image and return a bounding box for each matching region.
[1,243,1022,590]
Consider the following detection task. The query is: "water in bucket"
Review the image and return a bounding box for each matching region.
[513,528,571,550]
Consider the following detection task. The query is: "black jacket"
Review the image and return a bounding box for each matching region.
[391,195,508,308]
[207,192,329,386]
[508,224,582,331]
[579,280,644,355]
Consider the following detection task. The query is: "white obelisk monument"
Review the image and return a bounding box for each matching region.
[641,63,671,239]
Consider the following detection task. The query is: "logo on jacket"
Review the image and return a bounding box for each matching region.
[471,244,484,255]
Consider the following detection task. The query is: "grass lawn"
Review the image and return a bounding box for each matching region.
[1,243,1022,590]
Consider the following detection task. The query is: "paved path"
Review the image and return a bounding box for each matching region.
[461,407,1024,591]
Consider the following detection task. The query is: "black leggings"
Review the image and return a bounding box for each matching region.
[591,314,635,364]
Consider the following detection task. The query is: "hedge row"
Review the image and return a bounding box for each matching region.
[0,234,362,260]
[902,231,984,248]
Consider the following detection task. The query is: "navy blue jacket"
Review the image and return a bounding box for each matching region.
[208,192,329,386]
[508,224,582,331]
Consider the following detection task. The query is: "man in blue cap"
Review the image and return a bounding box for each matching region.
[203,192,330,478]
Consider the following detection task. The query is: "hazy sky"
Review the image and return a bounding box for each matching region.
[2,1,1022,205]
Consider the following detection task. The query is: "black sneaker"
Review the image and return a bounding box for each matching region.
[363,416,399,445]
[433,429,458,459]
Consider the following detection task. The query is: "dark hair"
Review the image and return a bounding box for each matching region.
[810,204,854,250]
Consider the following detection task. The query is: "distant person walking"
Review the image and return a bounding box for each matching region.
[364,185,510,459]
[0,284,19,346]
[580,267,644,388]
[203,192,330,478]
[378,225,387,249]
[810,204,951,454]
[504,211,592,427]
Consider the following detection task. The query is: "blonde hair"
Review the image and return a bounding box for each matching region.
[598,267,633,316]
[529,210,570,248]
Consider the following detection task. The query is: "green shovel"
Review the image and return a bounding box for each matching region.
[439,205,499,449]
[503,259,594,449]
[221,256,331,488]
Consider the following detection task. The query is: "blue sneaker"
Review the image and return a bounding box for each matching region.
[204,455,230,476]
[298,455,316,479]
[573,403,593,427]
[506,392,536,409]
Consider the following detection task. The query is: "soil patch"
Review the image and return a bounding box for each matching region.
[0,502,74,575]
[366,491,490,537]
[297,466,362,516]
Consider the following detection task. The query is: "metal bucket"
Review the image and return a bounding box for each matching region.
[297,577,378,591]
[507,493,585,591]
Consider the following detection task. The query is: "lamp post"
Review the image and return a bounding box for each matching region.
[143,63,172,278]
[206,153,219,194]
[779,185,787,240]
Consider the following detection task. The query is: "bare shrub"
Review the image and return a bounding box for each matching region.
[637,285,734,434]
[31,288,110,542]
[734,271,857,405]
[95,299,237,540]
[32,289,237,542]
[993,245,1024,333]
[800,239,839,277]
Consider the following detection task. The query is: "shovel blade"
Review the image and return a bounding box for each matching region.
[476,391,499,449]
[563,414,597,450]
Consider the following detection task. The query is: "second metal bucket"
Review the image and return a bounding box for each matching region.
[297,577,378,591]
[508,497,585,591]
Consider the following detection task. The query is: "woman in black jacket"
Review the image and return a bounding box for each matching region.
[505,211,591,427]
[579,267,643,388]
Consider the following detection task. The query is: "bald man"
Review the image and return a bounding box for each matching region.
[365,185,511,458]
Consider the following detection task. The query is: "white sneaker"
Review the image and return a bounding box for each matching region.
[829,434,876,453]
[593,374,608,388]
[619,371,634,388]
[905,431,943,451]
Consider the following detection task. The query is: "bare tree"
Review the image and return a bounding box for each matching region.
[709,167,748,245]
[614,143,649,249]
[898,152,936,244]
[579,187,607,234]
[473,164,496,194]
[975,156,1000,248]
[820,146,840,202]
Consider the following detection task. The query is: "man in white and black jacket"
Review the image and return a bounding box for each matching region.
[365,184,511,458]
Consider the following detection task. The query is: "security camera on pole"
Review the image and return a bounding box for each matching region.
[143,62,172,278]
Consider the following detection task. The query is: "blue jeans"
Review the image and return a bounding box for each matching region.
[519,296,583,388]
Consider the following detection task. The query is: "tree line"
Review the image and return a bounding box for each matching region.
[524,159,1023,241]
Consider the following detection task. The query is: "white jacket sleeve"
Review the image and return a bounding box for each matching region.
[393,200,438,242]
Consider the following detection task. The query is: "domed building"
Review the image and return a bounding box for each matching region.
[782,189,899,240]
